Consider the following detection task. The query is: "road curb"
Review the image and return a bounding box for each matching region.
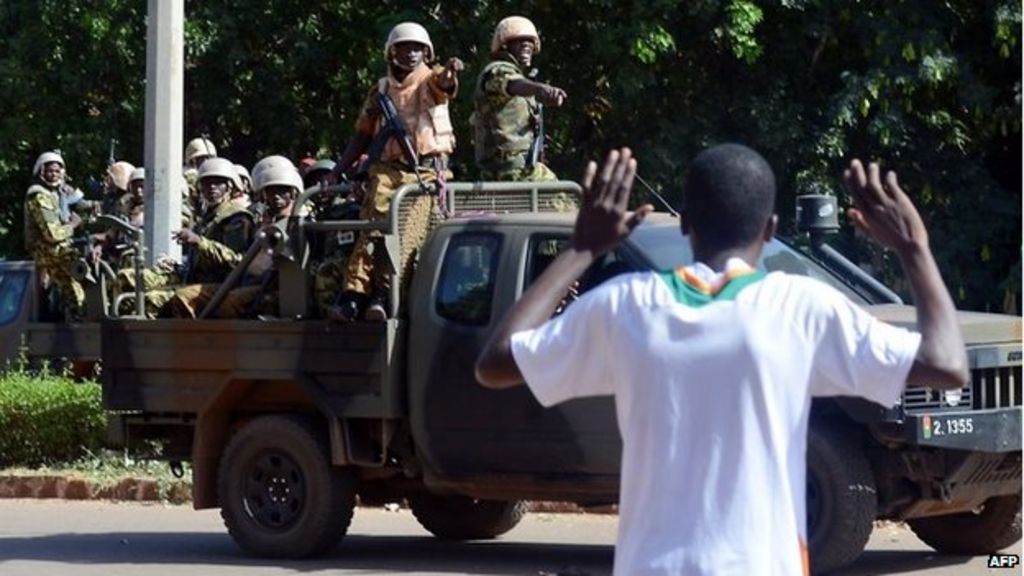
[0,474,191,504]
[0,474,617,514]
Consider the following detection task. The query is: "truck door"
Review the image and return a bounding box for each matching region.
[0,261,36,363]
[409,226,630,485]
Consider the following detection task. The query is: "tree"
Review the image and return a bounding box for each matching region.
[1,0,1018,312]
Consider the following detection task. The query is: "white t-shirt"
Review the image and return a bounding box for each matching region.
[510,266,921,576]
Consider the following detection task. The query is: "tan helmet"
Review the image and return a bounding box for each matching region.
[129,167,145,184]
[33,150,65,176]
[491,16,541,55]
[197,157,242,190]
[384,22,434,61]
[255,164,303,194]
[251,155,295,186]
[107,161,136,192]
[235,164,252,187]
[184,137,217,164]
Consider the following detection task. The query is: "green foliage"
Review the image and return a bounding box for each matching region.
[0,0,1019,312]
[0,362,107,467]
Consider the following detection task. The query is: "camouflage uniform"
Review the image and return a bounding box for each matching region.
[24,183,85,316]
[118,199,255,317]
[342,63,457,299]
[473,55,557,182]
[311,198,361,315]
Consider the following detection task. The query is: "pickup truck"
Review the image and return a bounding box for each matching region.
[0,181,1020,574]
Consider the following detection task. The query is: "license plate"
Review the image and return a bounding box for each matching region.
[922,415,975,439]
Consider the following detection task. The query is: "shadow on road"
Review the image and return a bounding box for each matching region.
[0,532,614,575]
[832,548,974,575]
[0,530,989,575]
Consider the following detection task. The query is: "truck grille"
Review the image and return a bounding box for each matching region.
[901,365,1021,414]
[972,365,1022,410]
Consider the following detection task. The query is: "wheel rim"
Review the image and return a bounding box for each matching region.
[242,449,306,531]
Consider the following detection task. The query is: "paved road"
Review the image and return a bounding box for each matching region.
[0,500,1018,575]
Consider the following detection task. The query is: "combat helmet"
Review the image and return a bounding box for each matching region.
[384,22,434,62]
[184,137,217,166]
[491,16,541,55]
[33,151,65,177]
[255,164,303,194]
[251,155,296,190]
[197,157,242,191]
[107,161,136,192]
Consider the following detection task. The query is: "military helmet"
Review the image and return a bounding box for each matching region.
[197,157,242,190]
[384,22,434,61]
[491,16,541,55]
[251,155,295,184]
[108,161,136,191]
[255,164,303,194]
[184,137,217,163]
[129,167,145,184]
[235,164,252,187]
[33,150,65,176]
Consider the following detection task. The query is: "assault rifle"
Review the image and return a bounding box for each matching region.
[362,91,426,191]
[525,68,545,170]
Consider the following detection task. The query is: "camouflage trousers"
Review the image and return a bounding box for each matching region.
[32,244,85,317]
[479,161,558,183]
[113,265,181,318]
[342,161,448,298]
[165,283,266,319]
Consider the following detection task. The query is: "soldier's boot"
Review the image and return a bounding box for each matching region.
[326,291,366,323]
[364,293,388,322]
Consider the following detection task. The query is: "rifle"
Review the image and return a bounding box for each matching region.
[363,91,427,191]
[525,68,545,170]
[526,101,544,170]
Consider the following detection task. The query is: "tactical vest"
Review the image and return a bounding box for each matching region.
[375,64,455,163]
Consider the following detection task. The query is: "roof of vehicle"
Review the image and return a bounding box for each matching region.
[442,211,680,228]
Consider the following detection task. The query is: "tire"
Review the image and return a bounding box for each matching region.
[908,494,1022,555]
[409,494,527,540]
[806,422,877,575]
[218,415,356,558]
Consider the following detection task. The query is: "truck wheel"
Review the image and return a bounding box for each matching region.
[807,422,877,574]
[218,415,356,558]
[908,494,1022,554]
[409,494,527,540]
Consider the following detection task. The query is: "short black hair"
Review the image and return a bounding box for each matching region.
[682,143,776,252]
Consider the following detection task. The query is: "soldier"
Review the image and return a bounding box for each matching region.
[116,158,255,317]
[233,164,254,210]
[24,151,86,319]
[122,167,146,220]
[102,161,136,217]
[473,16,567,182]
[329,22,464,321]
[167,162,302,318]
[183,137,217,216]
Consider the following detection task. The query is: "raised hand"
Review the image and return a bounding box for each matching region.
[571,148,654,257]
[843,159,928,254]
[540,85,566,107]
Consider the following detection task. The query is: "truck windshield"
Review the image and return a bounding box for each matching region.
[628,224,869,304]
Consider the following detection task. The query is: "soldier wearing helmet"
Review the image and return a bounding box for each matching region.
[167,162,303,319]
[103,161,136,217]
[114,157,256,317]
[473,16,566,182]
[184,137,217,216]
[329,22,465,322]
[172,157,255,280]
[23,150,87,319]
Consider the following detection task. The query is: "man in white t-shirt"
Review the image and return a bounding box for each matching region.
[475,145,968,576]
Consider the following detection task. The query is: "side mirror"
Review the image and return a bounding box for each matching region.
[795,194,839,236]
